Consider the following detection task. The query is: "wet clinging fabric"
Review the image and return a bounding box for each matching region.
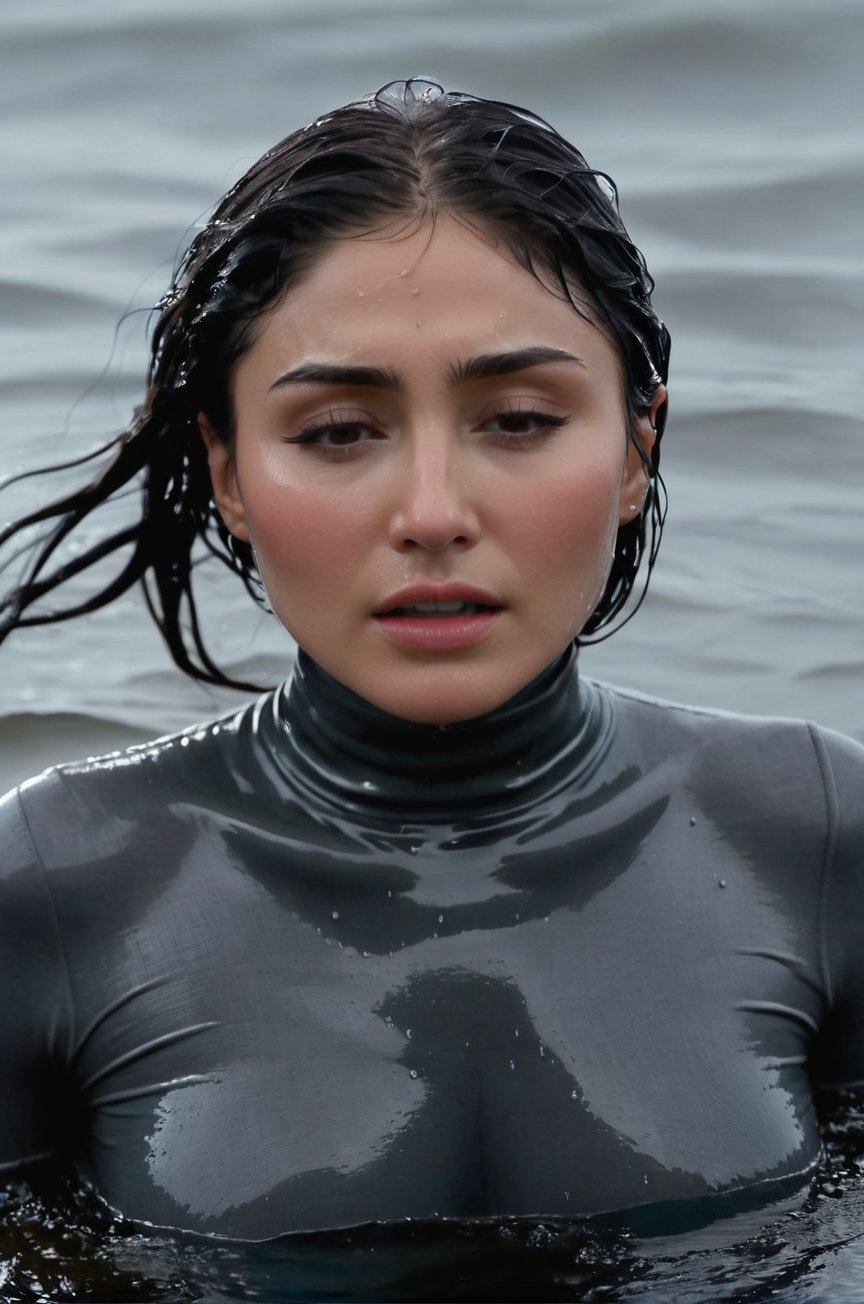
[1,649,862,1239]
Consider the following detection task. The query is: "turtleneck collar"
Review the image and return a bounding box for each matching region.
[261,646,610,820]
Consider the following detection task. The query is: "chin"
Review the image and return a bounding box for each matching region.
[362,666,532,727]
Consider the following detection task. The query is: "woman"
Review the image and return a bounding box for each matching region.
[0,78,862,1247]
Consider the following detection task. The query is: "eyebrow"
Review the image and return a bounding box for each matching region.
[268,347,584,393]
[449,347,585,384]
[269,363,401,392]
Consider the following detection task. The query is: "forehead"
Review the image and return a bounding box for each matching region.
[241,213,622,381]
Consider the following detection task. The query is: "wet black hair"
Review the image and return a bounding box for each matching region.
[0,78,670,690]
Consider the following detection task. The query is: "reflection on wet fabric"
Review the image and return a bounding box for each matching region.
[1,649,863,1241]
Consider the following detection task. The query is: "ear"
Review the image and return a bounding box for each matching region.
[618,384,667,524]
[198,413,251,541]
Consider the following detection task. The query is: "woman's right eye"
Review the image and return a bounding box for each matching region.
[281,413,386,454]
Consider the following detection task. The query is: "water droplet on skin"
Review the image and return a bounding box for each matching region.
[409,845,419,855]
[644,1174,649,1184]
[362,780,375,791]
[514,1029,519,1038]
[411,287,420,296]
[409,1069,418,1079]
[406,1029,413,1039]
[362,950,369,958]
[539,1045,545,1058]
[437,914,444,924]
[331,910,340,920]
[509,1059,516,1071]
[570,1089,578,1100]
[387,890,392,899]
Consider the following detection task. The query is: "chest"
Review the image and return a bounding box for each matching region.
[74,831,824,1238]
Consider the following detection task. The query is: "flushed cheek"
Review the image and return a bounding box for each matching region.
[238,483,369,634]
[520,476,621,622]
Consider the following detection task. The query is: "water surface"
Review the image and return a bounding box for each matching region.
[1,1,863,1297]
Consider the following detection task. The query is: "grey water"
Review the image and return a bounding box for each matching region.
[1,0,863,1298]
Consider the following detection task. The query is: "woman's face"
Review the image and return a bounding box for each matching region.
[202,214,661,724]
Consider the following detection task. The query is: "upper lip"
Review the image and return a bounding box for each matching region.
[374,582,503,615]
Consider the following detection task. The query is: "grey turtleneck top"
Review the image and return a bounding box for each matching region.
[1,650,862,1240]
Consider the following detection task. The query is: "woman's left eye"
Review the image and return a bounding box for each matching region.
[481,407,568,446]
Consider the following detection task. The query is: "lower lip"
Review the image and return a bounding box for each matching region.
[374,609,503,651]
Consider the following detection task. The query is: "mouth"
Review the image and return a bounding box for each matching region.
[383,600,499,618]
[373,588,504,651]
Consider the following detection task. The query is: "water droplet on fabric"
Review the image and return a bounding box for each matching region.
[719,879,727,889]
[509,1059,516,1071]
[570,1089,578,1100]
[409,1069,418,1079]
[437,914,444,924]
[331,910,340,920]
[690,816,697,827]
[406,1028,413,1039]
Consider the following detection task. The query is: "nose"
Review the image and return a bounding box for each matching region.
[387,437,480,554]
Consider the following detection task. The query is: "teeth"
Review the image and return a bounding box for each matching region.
[395,600,483,616]
[413,600,470,614]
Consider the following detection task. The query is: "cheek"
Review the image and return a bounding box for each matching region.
[236,470,376,615]
[519,461,622,569]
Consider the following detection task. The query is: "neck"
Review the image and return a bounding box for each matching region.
[261,647,610,819]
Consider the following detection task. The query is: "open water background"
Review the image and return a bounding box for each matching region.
[1,0,863,1299]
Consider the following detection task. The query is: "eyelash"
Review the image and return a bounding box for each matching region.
[484,405,568,446]
[280,405,569,457]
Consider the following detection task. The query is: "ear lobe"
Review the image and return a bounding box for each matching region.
[197,413,251,542]
[618,384,667,524]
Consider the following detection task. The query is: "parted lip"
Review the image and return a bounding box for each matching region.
[374,582,503,616]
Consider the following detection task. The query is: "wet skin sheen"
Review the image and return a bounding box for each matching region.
[1,649,863,1240]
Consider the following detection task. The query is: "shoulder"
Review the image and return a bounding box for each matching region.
[2,689,280,873]
[585,676,864,829]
